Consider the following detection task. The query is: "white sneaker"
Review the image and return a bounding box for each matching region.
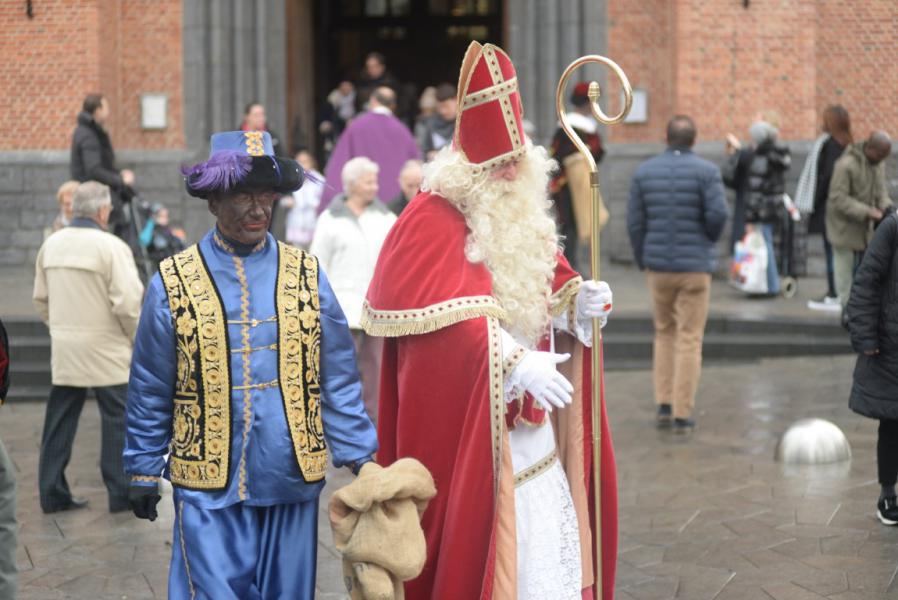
[807,295,841,312]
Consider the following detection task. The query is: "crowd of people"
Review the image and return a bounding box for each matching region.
[0,40,893,600]
[626,109,895,529]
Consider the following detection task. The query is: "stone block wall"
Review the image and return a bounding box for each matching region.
[0,150,212,269]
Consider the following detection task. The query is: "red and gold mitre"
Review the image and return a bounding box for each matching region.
[453,41,526,170]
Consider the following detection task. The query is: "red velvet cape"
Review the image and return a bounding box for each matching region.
[363,192,617,599]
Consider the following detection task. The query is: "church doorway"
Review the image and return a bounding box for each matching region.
[286,0,504,161]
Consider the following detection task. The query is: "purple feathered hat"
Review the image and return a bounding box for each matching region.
[181,131,305,199]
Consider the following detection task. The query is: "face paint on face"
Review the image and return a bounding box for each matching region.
[210,190,278,245]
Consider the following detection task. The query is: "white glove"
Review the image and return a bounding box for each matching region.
[577,280,613,321]
[514,351,574,412]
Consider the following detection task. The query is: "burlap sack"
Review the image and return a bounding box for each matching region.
[329,458,436,600]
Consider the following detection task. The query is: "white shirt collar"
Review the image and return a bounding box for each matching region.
[371,106,393,116]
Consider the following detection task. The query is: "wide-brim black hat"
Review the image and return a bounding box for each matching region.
[181,131,304,199]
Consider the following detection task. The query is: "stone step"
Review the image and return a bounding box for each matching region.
[5,385,51,403]
[2,316,48,338]
[7,336,50,363]
[8,363,53,387]
[601,332,851,361]
[610,313,842,337]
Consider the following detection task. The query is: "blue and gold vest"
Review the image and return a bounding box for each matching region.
[157,242,327,490]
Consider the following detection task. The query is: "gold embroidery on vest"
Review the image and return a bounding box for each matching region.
[159,246,230,489]
[276,242,327,481]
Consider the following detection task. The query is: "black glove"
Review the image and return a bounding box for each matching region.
[129,483,161,521]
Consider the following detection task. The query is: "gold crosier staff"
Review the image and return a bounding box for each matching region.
[555,56,632,600]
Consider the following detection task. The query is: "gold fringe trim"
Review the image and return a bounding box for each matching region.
[550,276,582,317]
[360,296,506,338]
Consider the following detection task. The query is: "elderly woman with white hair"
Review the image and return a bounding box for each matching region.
[310,156,397,420]
[724,114,792,295]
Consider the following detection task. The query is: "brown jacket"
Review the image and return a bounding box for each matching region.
[826,142,892,251]
[33,221,143,386]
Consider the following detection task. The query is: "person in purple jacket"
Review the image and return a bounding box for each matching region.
[319,86,421,213]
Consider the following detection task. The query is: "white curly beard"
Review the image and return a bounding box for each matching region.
[422,144,559,345]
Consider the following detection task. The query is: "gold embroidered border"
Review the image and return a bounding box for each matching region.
[462,76,518,110]
[514,450,558,487]
[487,317,505,494]
[502,345,526,379]
[550,276,583,317]
[484,46,523,152]
[360,296,506,338]
[160,247,230,490]
[277,242,328,482]
[232,255,252,500]
[244,131,265,156]
[131,475,160,484]
[476,147,529,172]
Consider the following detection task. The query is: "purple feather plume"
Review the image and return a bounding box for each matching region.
[303,169,325,186]
[181,150,253,192]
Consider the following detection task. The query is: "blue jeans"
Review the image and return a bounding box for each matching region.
[758,224,780,295]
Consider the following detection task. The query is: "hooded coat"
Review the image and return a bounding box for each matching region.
[847,214,898,420]
[825,141,893,251]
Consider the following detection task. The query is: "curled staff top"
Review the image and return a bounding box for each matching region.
[556,55,633,174]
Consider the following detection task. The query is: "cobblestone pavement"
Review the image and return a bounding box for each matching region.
[3,354,895,599]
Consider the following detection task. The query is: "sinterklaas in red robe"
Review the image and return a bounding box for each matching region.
[361,191,617,599]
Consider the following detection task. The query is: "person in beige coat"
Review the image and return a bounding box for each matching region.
[33,181,143,513]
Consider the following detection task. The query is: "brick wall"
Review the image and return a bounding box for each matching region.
[0,1,101,150]
[0,0,183,151]
[605,0,675,144]
[605,0,897,143]
[815,0,898,139]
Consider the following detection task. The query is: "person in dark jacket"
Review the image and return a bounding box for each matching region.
[627,115,729,431]
[846,213,898,525]
[723,119,792,295]
[70,93,136,244]
[416,83,457,160]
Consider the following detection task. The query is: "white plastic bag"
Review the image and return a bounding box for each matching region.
[730,229,768,294]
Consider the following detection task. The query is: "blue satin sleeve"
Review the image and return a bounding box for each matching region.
[124,274,176,479]
[317,267,378,467]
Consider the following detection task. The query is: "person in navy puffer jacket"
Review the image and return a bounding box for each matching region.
[627,115,728,432]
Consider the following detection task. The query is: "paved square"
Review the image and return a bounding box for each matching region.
[3,354,895,599]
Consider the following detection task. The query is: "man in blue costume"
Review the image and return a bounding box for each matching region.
[124,131,378,599]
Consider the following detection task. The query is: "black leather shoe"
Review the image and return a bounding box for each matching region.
[42,497,89,514]
[673,417,695,433]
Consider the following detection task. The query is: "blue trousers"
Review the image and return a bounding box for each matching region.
[169,497,318,600]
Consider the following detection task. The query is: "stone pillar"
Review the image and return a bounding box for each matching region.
[181,0,287,153]
[507,0,609,145]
